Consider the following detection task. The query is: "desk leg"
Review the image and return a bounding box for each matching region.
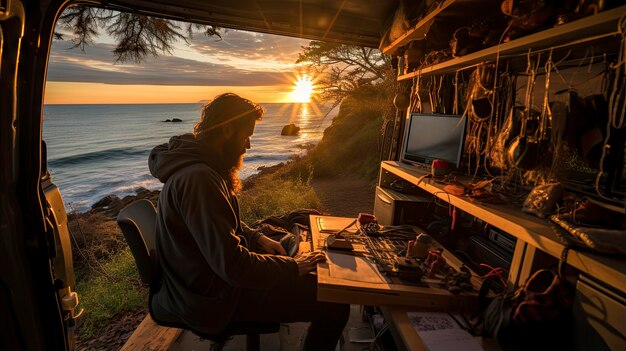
[379,306,415,351]
[509,242,536,289]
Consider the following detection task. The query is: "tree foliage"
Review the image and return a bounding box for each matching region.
[296,41,394,104]
[297,41,401,163]
[57,5,220,63]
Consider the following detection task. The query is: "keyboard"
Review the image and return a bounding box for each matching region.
[363,236,408,273]
[357,224,426,274]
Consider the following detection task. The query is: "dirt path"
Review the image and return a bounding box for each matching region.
[310,176,376,218]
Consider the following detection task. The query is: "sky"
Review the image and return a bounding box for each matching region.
[45,23,312,104]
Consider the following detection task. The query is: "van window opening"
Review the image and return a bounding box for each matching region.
[45,5,339,212]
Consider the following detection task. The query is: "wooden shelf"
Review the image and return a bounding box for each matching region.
[382,0,502,56]
[382,0,455,56]
[396,5,626,80]
[381,161,626,292]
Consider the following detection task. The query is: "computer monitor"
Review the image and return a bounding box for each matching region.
[401,113,467,169]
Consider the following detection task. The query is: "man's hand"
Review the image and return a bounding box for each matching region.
[295,251,327,276]
[257,235,287,255]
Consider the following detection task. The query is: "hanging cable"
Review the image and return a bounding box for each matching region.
[595,13,626,200]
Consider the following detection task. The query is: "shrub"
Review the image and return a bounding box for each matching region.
[239,176,321,224]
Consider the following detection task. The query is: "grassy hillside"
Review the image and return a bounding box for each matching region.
[245,85,391,188]
[309,93,387,180]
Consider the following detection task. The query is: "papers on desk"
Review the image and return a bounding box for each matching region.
[407,312,484,351]
[326,252,386,284]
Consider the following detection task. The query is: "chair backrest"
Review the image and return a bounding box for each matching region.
[117,198,280,348]
[117,199,157,285]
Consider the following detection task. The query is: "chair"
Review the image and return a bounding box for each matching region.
[117,199,279,351]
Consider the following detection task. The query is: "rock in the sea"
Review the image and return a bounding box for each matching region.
[163,118,183,122]
[281,123,300,136]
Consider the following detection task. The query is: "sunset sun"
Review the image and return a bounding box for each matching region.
[290,75,314,103]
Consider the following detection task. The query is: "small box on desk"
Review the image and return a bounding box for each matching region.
[374,186,431,226]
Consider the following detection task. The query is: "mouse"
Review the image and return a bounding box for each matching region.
[279,233,300,257]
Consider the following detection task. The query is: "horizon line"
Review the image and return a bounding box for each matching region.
[44,101,315,105]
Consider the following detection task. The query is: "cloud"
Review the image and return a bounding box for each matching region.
[46,30,310,86]
[189,30,308,65]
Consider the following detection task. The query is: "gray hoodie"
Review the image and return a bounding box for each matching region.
[148,134,298,334]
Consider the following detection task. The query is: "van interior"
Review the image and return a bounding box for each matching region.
[1,1,625,350]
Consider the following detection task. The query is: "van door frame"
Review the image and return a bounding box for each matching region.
[1,0,71,350]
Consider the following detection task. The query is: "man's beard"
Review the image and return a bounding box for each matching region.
[227,154,244,194]
[222,138,245,194]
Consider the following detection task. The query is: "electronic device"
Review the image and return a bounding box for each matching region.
[467,236,512,271]
[374,186,431,226]
[400,113,467,169]
[362,235,410,274]
[488,227,516,255]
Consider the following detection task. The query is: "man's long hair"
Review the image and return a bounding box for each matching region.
[193,93,263,193]
[194,93,264,138]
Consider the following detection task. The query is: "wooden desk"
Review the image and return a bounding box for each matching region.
[311,215,483,313]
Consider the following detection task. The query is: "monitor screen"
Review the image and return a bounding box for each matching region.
[401,113,467,168]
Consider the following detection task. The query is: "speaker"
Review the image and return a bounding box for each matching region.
[374,186,431,226]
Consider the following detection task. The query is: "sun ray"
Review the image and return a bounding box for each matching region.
[290,74,315,103]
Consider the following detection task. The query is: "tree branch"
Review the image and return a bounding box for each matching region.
[56,5,222,63]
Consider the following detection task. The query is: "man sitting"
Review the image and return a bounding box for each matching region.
[148,93,349,350]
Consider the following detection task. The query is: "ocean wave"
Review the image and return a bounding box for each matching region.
[113,178,162,194]
[63,176,162,213]
[243,154,289,163]
[48,146,149,167]
[296,142,316,149]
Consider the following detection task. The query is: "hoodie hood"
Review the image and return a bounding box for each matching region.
[149,133,223,183]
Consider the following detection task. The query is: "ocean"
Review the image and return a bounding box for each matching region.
[43,103,336,212]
